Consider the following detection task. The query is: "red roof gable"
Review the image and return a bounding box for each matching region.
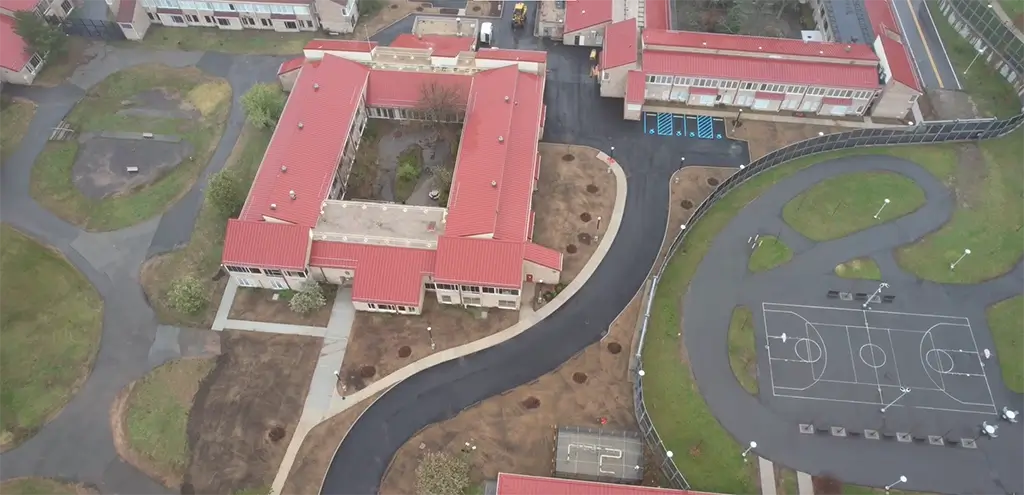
[435,237,523,287]
[476,48,547,63]
[642,29,878,61]
[523,243,562,270]
[864,0,920,92]
[366,70,472,109]
[304,39,377,52]
[644,0,669,30]
[0,16,31,72]
[564,0,613,33]
[115,0,137,23]
[602,18,638,69]
[391,33,475,57]
[496,473,692,495]
[240,55,369,227]
[222,219,310,270]
[308,242,434,305]
[0,0,37,11]
[278,56,305,75]
[626,70,645,104]
[642,50,880,89]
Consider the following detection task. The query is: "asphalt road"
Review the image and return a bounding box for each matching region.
[890,0,962,89]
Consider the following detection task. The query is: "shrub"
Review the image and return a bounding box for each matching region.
[358,0,383,17]
[167,276,207,315]
[241,83,286,129]
[397,161,420,183]
[415,451,470,495]
[289,280,326,314]
[13,11,66,58]
[207,168,245,217]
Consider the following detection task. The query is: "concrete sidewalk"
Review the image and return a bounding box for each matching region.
[759,457,778,495]
[269,149,629,495]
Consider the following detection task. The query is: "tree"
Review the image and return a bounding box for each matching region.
[168,276,207,315]
[241,83,286,129]
[13,11,66,59]
[418,81,463,125]
[397,161,419,183]
[207,168,245,217]
[289,280,326,314]
[415,451,470,495]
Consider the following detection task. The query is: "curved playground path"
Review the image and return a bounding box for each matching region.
[0,45,286,493]
[682,155,1024,494]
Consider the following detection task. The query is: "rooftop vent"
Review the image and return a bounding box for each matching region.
[289,190,297,200]
[281,165,288,172]
[314,83,320,90]
[427,221,437,232]
[504,95,510,102]
[270,203,277,210]
[298,122,304,129]
[845,45,852,52]
[702,41,707,46]
[758,46,763,50]
[498,136,504,143]
[491,180,497,187]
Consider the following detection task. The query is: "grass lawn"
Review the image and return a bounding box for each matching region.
[30,65,231,231]
[834,257,882,280]
[120,26,313,55]
[776,467,798,494]
[141,123,273,326]
[727,306,758,395]
[987,295,1023,393]
[0,226,103,451]
[394,144,423,202]
[125,357,215,480]
[927,0,1022,120]
[33,37,94,87]
[0,478,94,495]
[0,97,36,161]
[748,235,792,272]
[782,171,926,242]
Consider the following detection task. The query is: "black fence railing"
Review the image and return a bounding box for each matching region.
[937,0,1024,90]
[630,12,1024,485]
[50,17,126,41]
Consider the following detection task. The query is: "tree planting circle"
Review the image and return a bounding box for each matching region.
[572,372,588,384]
[707,177,720,186]
[607,342,622,354]
[360,365,376,378]
[389,3,398,7]
[566,244,578,254]
[522,396,540,409]
[398,346,412,358]
[180,484,195,495]
[267,425,286,442]
[393,130,403,138]
[586,184,599,193]
[580,212,592,222]
[471,4,480,11]
[578,233,592,245]
[562,154,575,162]
[681,200,693,209]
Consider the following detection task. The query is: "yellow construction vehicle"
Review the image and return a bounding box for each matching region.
[512,2,527,29]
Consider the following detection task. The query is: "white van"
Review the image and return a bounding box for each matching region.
[479,22,493,46]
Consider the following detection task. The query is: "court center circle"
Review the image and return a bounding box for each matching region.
[925,348,955,374]
[859,343,887,369]
[793,338,823,364]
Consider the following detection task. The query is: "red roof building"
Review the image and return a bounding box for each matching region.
[495,473,695,495]
[601,18,639,70]
[564,0,613,34]
[0,15,32,73]
[391,33,476,57]
[641,50,880,89]
[863,0,921,92]
[642,29,878,62]
[643,0,669,30]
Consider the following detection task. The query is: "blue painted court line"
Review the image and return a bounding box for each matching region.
[697,116,714,139]
[673,115,685,137]
[657,113,673,136]
[685,116,698,138]
[643,112,657,135]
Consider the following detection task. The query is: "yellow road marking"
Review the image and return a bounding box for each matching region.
[905,0,947,87]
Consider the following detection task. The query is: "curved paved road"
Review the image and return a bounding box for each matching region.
[684,156,1023,494]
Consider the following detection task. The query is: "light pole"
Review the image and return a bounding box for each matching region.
[610,146,615,159]
[679,156,685,168]
[964,46,986,75]
[741,441,757,461]
[426,326,435,350]
[885,476,907,492]
[596,216,602,231]
[662,450,674,470]
[863,282,889,309]
[880,387,911,413]
[638,369,645,377]
[732,108,743,131]
[950,248,971,270]
[874,198,891,219]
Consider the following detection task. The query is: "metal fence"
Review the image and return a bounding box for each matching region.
[937,0,1024,90]
[51,17,126,41]
[629,23,1024,489]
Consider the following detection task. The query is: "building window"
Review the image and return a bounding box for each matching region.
[211,1,229,10]
[293,5,309,14]
[186,14,198,21]
[238,2,254,11]
[264,269,283,277]
[441,295,453,303]
[147,12,156,19]
[498,288,519,296]
[260,17,270,26]
[741,82,756,90]
[241,16,254,25]
[435,283,457,291]
[179,0,195,7]
[498,300,516,309]
[195,1,210,8]
[460,285,481,293]
[397,305,407,312]
[61,0,73,12]
[482,287,496,294]
[237,278,256,287]
[204,15,214,22]
[284,270,306,278]
[425,283,436,290]
[217,17,229,25]
[269,279,287,290]
[254,3,269,12]
[284,20,297,29]
[119,22,133,28]
[225,265,245,273]
[304,20,313,27]
[171,14,185,23]
[464,296,481,306]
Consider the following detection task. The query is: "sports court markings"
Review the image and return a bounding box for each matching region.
[762,302,996,415]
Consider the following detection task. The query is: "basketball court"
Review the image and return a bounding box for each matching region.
[762,302,997,415]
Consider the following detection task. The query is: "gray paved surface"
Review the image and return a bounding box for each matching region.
[0,44,285,493]
[890,0,961,89]
[684,155,1023,494]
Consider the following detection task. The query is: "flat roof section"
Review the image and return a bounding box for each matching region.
[821,0,874,44]
[412,15,479,38]
[555,426,644,483]
[313,200,447,246]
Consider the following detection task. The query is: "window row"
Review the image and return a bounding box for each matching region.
[225,265,307,278]
[145,0,310,15]
[426,282,519,296]
[366,106,464,123]
[645,74,875,100]
[367,303,415,312]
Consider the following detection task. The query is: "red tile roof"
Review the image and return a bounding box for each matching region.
[864,0,921,92]
[0,16,30,72]
[601,18,638,69]
[435,238,524,287]
[366,70,472,109]
[476,48,547,63]
[278,56,305,75]
[644,0,669,30]
[642,50,880,89]
[564,0,613,33]
[309,242,435,305]
[391,33,475,57]
[0,0,37,11]
[495,473,692,495]
[222,220,311,270]
[642,29,878,61]
[625,70,645,104]
[304,39,377,53]
[239,55,369,227]
[523,243,563,270]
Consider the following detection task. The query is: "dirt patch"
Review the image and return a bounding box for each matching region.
[729,120,845,162]
[532,144,617,285]
[227,286,336,327]
[73,135,194,199]
[184,331,321,494]
[952,143,989,208]
[607,342,622,354]
[466,0,501,16]
[359,0,441,35]
[281,392,384,495]
[673,0,810,38]
[681,200,693,209]
[922,89,984,120]
[338,298,518,394]
[398,345,412,358]
[580,212,591,222]
[707,177,719,186]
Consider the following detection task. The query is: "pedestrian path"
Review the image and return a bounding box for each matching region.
[759,457,778,495]
[797,470,814,495]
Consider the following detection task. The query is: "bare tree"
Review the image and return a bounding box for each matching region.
[418,81,464,125]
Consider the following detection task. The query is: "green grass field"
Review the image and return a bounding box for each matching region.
[0,478,89,495]
[119,26,313,55]
[987,295,1023,393]
[727,307,758,395]
[748,235,792,272]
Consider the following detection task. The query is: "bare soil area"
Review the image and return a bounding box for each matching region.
[338,299,518,395]
[466,0,501,16]
[729,120,845,162]
[228,286,337,327]
[183,331,322,494]
[532,144,617,286]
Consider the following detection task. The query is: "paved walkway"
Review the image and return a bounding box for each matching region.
[758,457,778,495]
[797,471,814,495]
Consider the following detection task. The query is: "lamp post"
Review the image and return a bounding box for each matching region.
[610,146,615,159]
[597,216,602,231]
[741,441,757,461]
[732,108,744,130]
[874,198,891,219]
[885,476,907,492]
[964,46,986,75]
[679,156,685,168]
[950,248,971,270]
[863,282,889,309]
[427,326,435,350]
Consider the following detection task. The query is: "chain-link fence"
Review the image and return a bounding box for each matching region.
[630,88,1024,493]
[937,0,1024,91]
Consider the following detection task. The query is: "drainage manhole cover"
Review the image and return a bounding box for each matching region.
[393,130,403,138]
[580,212,592,222]
[566,244,578,254]
[398,346,411,358]
[360,365,376,378]
[586,184,599,193]
[707,177,720,186]
[522,396,540,409]
[578,233,592,245]
[267,425,286,442]
[607,342,622,354]
[562,154,575,162]
[471,4,480,10]
[572,372,588,384]
[680,199,693,209]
